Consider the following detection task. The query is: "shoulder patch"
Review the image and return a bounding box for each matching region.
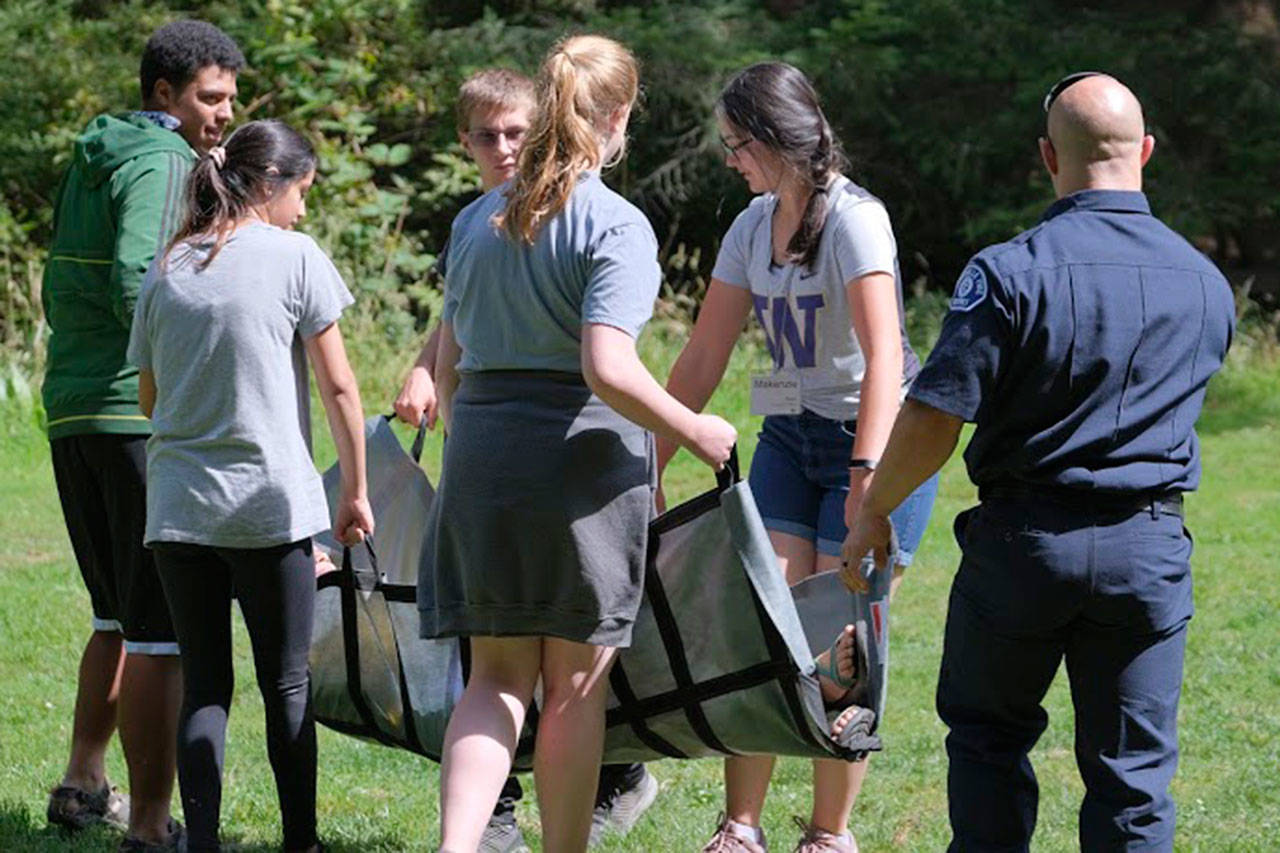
[949,264,988,312]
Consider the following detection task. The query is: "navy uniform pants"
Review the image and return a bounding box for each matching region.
[937,493,1192,852]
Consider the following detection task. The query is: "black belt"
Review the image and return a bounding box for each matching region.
[978,483,1184,519]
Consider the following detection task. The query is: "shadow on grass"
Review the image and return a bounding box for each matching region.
[0,799,118,851]
[0,800,413,852]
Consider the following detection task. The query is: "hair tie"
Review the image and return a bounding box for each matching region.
[208,146,227,169]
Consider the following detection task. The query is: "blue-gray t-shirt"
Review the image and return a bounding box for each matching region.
[442,173,662,373]
[128,222,354,548]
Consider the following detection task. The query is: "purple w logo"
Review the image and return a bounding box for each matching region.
[752,294,824,368]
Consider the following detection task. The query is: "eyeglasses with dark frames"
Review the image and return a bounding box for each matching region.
[719,135,753,157]
[466,127,528,148]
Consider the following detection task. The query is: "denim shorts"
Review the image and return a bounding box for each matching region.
[748,410,939,564]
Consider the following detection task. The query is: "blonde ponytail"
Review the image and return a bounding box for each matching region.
[496,35,639,244]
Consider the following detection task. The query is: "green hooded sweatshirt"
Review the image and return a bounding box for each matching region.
[41,112,194,439]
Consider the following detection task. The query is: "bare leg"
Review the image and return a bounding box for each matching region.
[62,630,125,792]
[117,653,181,841]
[439,637,541,853]
[721,532,817,829]
[534,637,617,853]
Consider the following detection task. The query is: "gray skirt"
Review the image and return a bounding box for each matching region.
[419,371,654,647]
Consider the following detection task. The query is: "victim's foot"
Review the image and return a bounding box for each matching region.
[814,623,858,705]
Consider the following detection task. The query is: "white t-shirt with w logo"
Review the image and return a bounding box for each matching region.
[711,175,920,421]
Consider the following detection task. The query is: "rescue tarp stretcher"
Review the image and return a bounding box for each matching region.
[310,416,892,768]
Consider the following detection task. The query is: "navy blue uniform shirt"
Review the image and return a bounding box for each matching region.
[910,190,1234,493]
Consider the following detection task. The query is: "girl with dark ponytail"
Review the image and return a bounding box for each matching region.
[130,119,372,853]
[656,62,940,852]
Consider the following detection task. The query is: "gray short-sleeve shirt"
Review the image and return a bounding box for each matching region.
[443,173,661,373]
[711,175,920,420]
[128,222,354,548]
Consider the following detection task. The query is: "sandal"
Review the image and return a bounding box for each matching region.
[118,817,184,851]
[829,704,878,755]
[47,781,130,832]
[814,621,871,710]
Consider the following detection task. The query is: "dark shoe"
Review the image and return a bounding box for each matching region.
[589,766,659,846]
[479,813,529,853]
[118,818,184,851]
[47,781,130,832]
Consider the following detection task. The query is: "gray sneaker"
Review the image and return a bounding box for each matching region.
[47,782,130,832]
[589,767,659,846]
[480,814,529,853]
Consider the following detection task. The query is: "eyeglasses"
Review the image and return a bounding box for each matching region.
[1042,71,1103,113]
[465,127,528,148]
[719,135,753,157]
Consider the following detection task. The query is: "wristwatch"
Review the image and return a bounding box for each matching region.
[848,457,878,471]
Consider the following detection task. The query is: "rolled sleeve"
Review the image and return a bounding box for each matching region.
[296,238,354,338]
[709,205,755,288]
[831,201,897,284]
[125,270,154,370]
[908,260,1013,422]
[582,222,661,337]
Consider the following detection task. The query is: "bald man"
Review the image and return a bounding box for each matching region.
[839,73,1233,851]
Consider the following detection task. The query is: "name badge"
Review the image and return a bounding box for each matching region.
[750,372,802,416]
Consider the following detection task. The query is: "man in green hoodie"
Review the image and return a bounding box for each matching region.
[41,20,242,850]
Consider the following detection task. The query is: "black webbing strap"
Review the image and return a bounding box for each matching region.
[380,412,428,464]
[338,541,381,736]
[604,658,791,725]
[607,661,688,759]
[746,584,836,757]
[641,533,735,756]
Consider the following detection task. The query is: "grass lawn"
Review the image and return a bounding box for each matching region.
[1,329,1277,851]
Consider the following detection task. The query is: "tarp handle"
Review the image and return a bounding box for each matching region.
[381,412,429,464]
[341,536,381,590]
[715,445,740,492]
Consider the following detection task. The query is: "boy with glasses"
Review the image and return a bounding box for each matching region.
[394,68,659,853]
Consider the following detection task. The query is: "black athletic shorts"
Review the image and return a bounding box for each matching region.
[50,433,177,654]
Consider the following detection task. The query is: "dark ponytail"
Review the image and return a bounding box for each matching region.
[717,62,848,269]
[167,119,316,268]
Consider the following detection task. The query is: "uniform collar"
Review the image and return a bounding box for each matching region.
[1042,189,1150,222]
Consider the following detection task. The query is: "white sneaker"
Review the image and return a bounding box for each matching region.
[589,766,660,845]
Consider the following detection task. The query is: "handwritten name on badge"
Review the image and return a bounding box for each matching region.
[950,264,988,312]
[751,373,802,416]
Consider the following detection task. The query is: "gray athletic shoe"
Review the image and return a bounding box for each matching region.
[589,767,659,846]
[480,814,530,853]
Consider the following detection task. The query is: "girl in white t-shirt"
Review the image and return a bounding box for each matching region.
[657,62,939,853]
[129,119,373,853]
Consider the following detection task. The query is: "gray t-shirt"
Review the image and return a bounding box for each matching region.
[128,222,354,548]
[711,175,920,420]
[442,173,661,373]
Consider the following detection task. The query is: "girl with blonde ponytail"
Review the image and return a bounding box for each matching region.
[656,62,939,852]
[424,35,736,851]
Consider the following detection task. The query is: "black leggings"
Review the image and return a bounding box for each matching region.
[154,539,317,852]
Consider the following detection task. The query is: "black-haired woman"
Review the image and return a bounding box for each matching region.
[656,62,938,853]
[127,119,373,853]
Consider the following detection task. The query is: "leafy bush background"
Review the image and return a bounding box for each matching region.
[2,0,1278,381]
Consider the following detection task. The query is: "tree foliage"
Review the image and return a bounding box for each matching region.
[2,0,1277,366]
